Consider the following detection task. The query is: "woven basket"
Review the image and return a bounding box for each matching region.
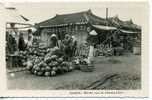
[80,65,94,72]
[72,64,80,70]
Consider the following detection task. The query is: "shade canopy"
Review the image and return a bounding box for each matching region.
[5,7,29,24]
[93,25,117,31]
[4,7,32,29]
[120,29,140,34]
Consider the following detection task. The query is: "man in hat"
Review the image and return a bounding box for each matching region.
[86,26,98,64]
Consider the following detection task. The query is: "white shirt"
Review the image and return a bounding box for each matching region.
[27,34,33,47]
[88,45,94,64]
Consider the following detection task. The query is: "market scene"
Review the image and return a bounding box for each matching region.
[4,3,141,90]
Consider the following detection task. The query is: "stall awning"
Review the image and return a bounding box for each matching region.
[93,25,117,31]
[120,29,140,34]
[4,7,33,29]
[5,7,30,24]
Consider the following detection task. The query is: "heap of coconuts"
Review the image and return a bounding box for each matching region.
[26,47,74,77]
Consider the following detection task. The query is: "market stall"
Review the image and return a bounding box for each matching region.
[5,7,34,69]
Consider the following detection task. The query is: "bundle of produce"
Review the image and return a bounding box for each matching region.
[72,57,88,65]
[72,56,94,72]
[72,56,88,70]
[80,64,94,72]
[27,46,49,57]
[18,50,28,57]
[15,51,28,67]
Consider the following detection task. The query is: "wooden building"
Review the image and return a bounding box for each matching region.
[36,9,141,51]
[36,10,111,47]
[107,16,141,51]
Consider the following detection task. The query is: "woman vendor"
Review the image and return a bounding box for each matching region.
[50,34,59,48]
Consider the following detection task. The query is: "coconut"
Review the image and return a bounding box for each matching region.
[51,71,56,76]
[63,66,68,72]
[35,66,40,71]
[48,62,53,68]
[58,57,63,64]
[41,67,45,72]
[44,72,51,77]
[69,66,74,71]
[37,71,43,76]
[34,70,37,75]
[56,66,61,71]
[52,67,57,71]
[26,61,33,70]
[33,65,38,69]
[45,66,51,71]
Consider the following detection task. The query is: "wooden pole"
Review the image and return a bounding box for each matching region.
[106,8,108,20]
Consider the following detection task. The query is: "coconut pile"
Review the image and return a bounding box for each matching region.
[24,47,74,77]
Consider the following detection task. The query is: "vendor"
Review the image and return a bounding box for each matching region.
[27,29,33,48]
[71,35,77,57]
[86,26,98,64]
[50,34,59,48]
[6,31,17,54]
[18,33,26,51]
[62,34,72,61]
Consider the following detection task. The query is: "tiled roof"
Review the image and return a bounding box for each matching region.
[108,16,141,31]
[38,10,90,27]
[37,10,141,32]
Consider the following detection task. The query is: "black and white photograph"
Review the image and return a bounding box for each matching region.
[0,0,149,97]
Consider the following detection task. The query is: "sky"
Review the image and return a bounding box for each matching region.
[4,2,148,27]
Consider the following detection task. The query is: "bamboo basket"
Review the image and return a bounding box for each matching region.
[80,64,94,72]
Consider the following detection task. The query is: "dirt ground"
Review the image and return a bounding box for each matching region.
[7,54,141,90]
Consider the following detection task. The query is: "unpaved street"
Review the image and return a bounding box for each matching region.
[7,54,141,90]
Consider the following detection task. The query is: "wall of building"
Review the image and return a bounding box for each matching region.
[40,28,52,47]
[40,24,89,47]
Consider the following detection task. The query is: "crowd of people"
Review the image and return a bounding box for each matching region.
[6,26,98,65]
[49,33,77,61]
[6,28,78,62]
[6,29,34,54]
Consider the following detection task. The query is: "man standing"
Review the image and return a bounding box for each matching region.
[18,33,26,51]
[27,29,33,48]
[62,34,72,61]
[6,31,17,54]
[87,26,98,64]
[71,35,77,57]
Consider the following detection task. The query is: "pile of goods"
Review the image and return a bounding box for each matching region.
[25,47,74,77]
[72,56,94,72]
[7,51,28,68]
[17,43,94,75]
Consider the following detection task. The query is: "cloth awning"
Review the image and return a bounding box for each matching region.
[93,25,117,31]
[4,7,32,29]
[6,24,33,29]
[120,29,140,34]
[5,8,30,24]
